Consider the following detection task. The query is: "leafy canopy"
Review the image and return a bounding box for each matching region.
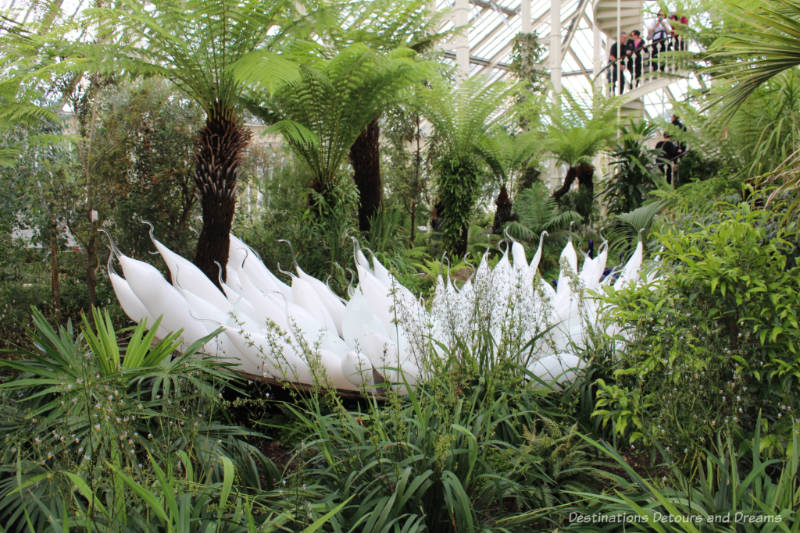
[246,44,430,188]
[706,0,800,121]
[88,0,296,114]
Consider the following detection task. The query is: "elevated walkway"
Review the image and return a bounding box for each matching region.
[593,0,690,118]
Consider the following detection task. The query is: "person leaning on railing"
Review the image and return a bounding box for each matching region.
[648,11,670,72]
[608,31,628,95]
[627,30,645,88]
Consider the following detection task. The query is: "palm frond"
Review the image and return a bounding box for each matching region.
[705,0,800,121]
[85,0,296,113]
[248,43,428,187]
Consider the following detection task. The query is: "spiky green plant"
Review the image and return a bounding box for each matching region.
[0,308,270,531]
[706,0,800,122]
[282,338,604,532]
[570,424,800,532]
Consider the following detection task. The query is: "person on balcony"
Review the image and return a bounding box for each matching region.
[608,31,628,95]
[648,11,670,72]
[627,30,645,87]
[679,15,688,51]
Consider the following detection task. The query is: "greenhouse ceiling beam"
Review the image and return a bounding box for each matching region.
[469,0,518,18]
[567,47,592,82]
[563,68,592,77]
[472,19,513,52]
[539,0,588,67]
[442,50,511,71]
[475,40,514,75]
[560,2,591,57]
[471,8,552,60]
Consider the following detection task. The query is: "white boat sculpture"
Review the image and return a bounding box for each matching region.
[109,232,644,391]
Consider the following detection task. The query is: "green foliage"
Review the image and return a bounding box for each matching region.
[382,103,432,245]
[603,120,662,215]
[233,150,359,292]
[572,425,800,532]
[594,203,800,462]
[282,340,604,532]
[506,184,581,240]
[543,96,617,168]
[706,0,800,122]
[425,78,510,255]
[0,308,273,531]
[313,0,451,53]
[510,32,547,91]
[248,44,427,202]
[92,79,203,259]
[435,152,483,256]
[503,183,581,275]
[89,0,295,116]
[682,69,800,183]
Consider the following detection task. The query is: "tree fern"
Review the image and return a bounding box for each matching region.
[505,183,581,242]
[422,77,512,254]
[86,0,298,283]
[542,94,618,167]
[246,44,428,198]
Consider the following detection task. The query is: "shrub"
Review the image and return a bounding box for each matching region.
[569,423,800,532]
[594,203,800,463]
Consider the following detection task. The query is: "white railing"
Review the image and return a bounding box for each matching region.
[597,36,689,98]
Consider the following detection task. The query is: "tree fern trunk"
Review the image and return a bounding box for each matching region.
[349,116,382,232]
[193,103,250,288]
[553,166,578,199]
[576,162,594,198]
[491,184,514,234]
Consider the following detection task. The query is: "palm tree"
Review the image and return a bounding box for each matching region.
[707,0,800,121]
[543,97,617,219]
[315,0,450,232]
[89,0,295,286]
[243,44,427,212]
[423,78,509,255]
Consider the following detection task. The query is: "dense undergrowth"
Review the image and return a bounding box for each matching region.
[2,0,800,529]
[2,196,799,531]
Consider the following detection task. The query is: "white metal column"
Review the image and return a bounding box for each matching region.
[550,0,562,92]
[521,0,531,33]
[454,0,471,80]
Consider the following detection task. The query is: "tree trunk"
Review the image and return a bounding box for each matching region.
[87,222,97,307]
[193,104,250,288]
[553,166,578,199]
[553,162,594,199]
[409,114,422,246]
[456,225,469,257]
[349,116,382,232]
[576,162,594,199]
[491,185,514,234]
